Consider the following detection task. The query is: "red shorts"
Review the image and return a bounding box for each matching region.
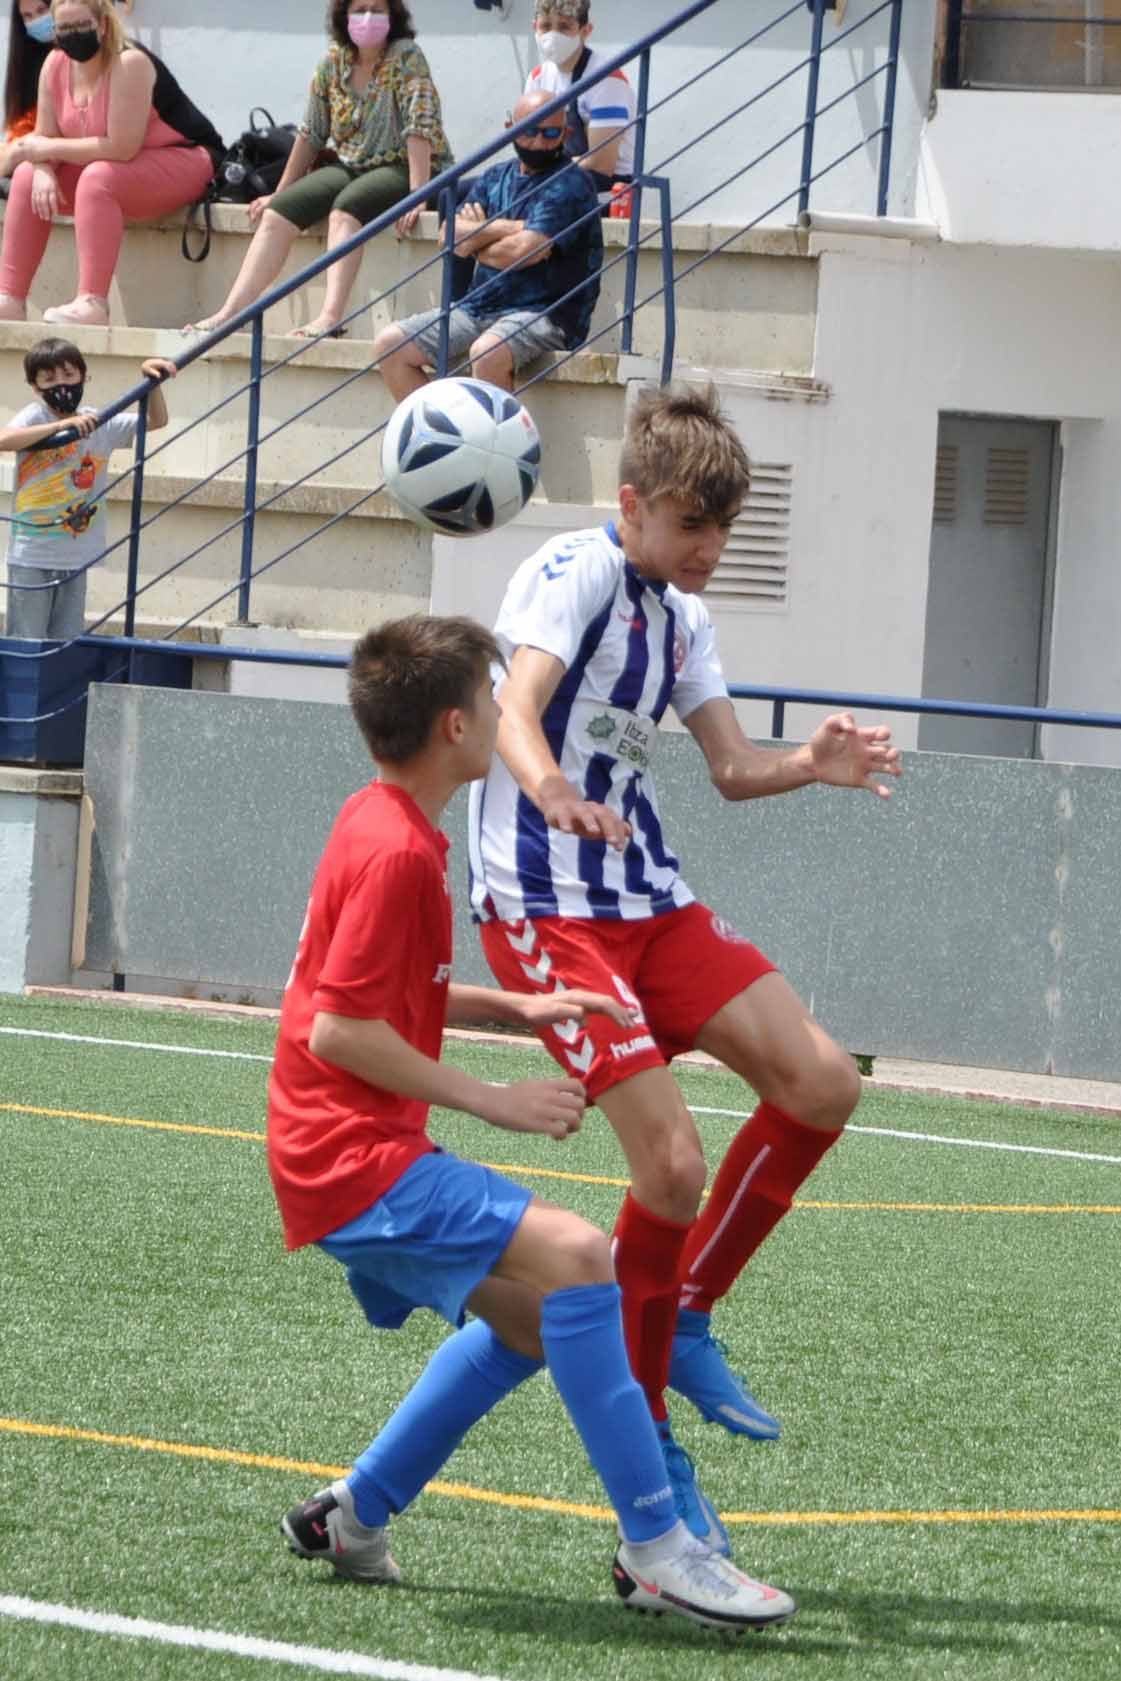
[479,901,776,1100]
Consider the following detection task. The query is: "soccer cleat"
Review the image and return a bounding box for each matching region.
[669,1311,781,1440]
[281,1479,401,1584]
[613,1533,796,1634]
[657,1420,731,1557]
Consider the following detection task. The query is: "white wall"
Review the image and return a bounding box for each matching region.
[919,89,1121,251]
[1,0,933,227]
[766,229,1121,762]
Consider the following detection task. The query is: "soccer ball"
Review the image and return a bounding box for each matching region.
[381,377,541,537]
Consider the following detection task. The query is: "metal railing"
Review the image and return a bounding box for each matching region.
[1,0,905,730]
[78,631,1121,741]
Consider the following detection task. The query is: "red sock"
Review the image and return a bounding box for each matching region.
[612,1191,692,1422]
[679,1103,841,1315]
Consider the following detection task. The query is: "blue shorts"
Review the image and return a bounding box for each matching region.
[318,1150,533,1330]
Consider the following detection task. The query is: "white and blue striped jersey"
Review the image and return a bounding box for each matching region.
[469,523,729,923]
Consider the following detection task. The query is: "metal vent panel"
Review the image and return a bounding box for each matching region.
[933,444,959,523]
[984,446,1030,526]
[707,462,792,607]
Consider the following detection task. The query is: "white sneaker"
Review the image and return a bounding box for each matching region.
[613,1532,795,1633]
[281,1478,401,1584]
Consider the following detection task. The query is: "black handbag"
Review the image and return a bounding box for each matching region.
[182,108,297,263]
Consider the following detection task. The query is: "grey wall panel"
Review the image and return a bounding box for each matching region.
[83,686,1121,1078]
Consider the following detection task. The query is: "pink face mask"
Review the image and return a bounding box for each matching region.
[348,10,390,48]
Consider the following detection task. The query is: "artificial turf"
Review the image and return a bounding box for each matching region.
[1,992,1118,1681]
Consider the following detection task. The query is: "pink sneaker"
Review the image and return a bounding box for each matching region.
[42,295,110,327]
[0,293,27,322]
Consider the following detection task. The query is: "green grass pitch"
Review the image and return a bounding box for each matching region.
[1,992,1119,1680]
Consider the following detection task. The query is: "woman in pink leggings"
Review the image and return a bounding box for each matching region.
[0,0,219,326]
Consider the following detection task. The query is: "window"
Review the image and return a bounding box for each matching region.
[942,0,1121,91]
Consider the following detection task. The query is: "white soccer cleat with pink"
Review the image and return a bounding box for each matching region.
[613,1530,795,1633]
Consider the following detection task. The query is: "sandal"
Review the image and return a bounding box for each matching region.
[287,321,349,341]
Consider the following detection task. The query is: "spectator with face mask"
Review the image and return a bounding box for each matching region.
[0,335,175,639]
[184,0,453,342]
[0,0,221,326]
[1,1,55,184]
[373,89,602,396]
[524,0,636,212]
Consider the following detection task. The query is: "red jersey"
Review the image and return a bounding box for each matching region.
[267,782,452,1250]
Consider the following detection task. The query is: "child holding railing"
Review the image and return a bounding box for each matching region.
[0,334,174,638]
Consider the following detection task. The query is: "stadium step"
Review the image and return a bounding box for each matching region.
[0,203,817,371]
[0,317,824,638]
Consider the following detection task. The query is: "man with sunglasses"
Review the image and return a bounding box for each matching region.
[373,90,602,397]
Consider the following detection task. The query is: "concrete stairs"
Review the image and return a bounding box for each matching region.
[0,204,819,640]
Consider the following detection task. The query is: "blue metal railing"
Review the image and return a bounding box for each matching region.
[2,0,905,728]
[77,633,1121,742]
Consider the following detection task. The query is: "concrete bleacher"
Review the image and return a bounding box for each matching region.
[0,205,817,639]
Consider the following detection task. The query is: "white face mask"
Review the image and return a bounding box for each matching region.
[536,30,578,67]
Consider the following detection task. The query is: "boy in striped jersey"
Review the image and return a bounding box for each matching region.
[469,385,901,1550]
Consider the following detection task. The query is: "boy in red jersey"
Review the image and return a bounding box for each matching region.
[267,614,796,1635]
[470,387,902,1549]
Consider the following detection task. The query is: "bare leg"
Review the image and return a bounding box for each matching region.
[372,322,430,402]
[469,331,516,391]
[695,971,861,1131]
[291,209,364,337]
[185,209,299,332]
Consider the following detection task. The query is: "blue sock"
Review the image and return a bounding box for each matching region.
[540,1283,678,1544]
[347,1319,542,1526]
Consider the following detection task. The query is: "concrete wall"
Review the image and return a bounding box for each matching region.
[0,770,83,991]
[0,0,934,226]
[79,683,1121,1080]
[919,90,1121,251]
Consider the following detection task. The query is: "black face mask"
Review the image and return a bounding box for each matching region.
[57,29,101,63]
[513,141,567,174]
[42,381,85,417]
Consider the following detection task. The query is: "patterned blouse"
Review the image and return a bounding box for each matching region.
[298,39,454,175]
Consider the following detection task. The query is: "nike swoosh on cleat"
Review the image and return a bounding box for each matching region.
[718,1403,778,1431]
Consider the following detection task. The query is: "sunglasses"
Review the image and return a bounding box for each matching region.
[520,123,565,140]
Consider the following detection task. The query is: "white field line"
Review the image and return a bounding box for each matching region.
[0,1594,508,1681]
[4,1026,1120,1167]
[0,1026,273,1063]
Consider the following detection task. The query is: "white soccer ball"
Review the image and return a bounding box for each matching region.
[381,377,541,537]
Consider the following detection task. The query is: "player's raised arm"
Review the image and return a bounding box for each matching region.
[684,697,902,802]
[498,644,632,849]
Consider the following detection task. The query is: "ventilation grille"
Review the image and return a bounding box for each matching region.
[984,446,1030,525]
[707,463,792,607]
[932,444,959,523]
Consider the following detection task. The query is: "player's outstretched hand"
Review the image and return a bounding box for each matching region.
[809,712,902,800]
[480,1077,586,1141]
[539,777,631,851]
[518,989,638,1031]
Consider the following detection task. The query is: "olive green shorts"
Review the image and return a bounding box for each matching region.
[269,162,412,231]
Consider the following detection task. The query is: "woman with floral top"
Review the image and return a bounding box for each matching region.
[186,0,452,341]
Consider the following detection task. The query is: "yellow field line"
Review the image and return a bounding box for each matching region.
[3,1418,1117,1529]
[0,1100,263,1144]
[794,1199,1121,1215]
[4,1101,1120,1212]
